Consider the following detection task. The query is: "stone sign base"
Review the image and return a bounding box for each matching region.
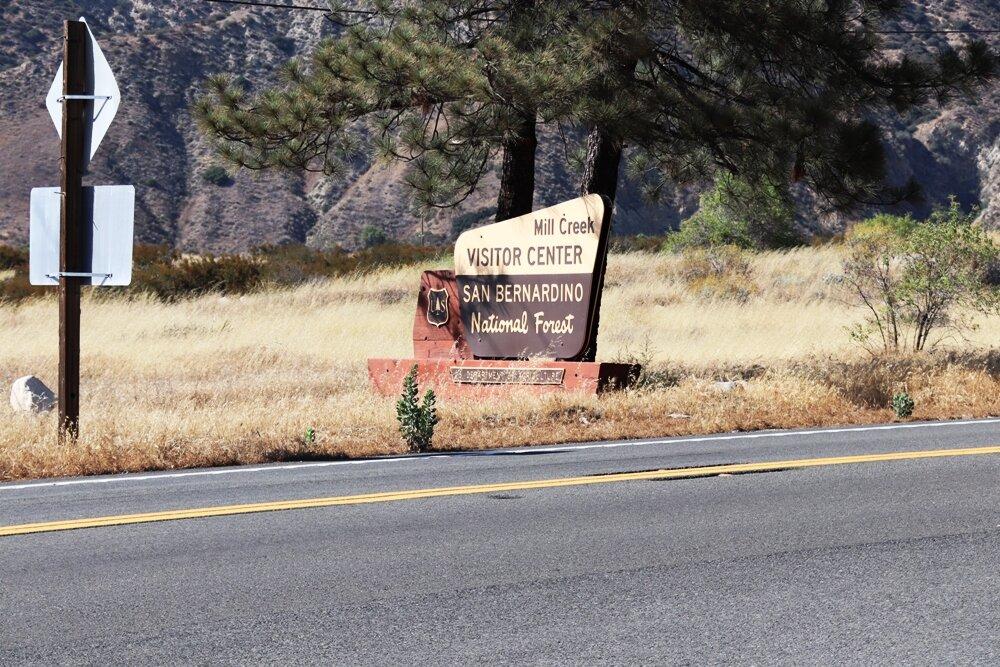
[368,358,639,398]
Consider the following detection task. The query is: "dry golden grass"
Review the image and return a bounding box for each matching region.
[604,247,1000,365]
[2,247,999,481]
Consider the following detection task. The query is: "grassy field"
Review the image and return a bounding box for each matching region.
[2,246,999,481]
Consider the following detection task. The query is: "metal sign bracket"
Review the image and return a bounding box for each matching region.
[46,272,114,279]
[58,95,113,121]
[57,94,112,101]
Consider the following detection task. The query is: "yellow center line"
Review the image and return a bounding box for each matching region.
[2,444,999,538]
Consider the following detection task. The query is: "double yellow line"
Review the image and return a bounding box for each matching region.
[2,444,999,538]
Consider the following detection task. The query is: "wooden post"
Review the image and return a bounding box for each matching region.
[58,20,88,442]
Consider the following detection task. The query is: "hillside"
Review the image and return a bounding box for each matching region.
[0,0,997,251]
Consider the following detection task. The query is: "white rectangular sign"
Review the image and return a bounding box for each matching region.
[30,185,135,286]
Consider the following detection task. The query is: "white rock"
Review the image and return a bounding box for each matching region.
[10,376,56,413]
[712,380,748,393]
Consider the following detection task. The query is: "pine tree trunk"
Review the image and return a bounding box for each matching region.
[495,112,537,222]
[578,40,637,362]
[578,127,625,362]
[581,127,624,204]
[494,0,538,223]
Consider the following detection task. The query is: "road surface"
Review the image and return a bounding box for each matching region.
[2,418,999,664]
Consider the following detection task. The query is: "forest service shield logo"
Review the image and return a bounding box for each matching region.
[426,288,449,327]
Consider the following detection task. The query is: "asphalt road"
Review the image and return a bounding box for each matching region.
[1,418,999,664]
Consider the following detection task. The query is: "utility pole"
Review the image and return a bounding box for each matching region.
[31,17,127,444]
[58,20,88,441]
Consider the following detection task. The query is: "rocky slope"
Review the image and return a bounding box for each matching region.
[0,0,996,251]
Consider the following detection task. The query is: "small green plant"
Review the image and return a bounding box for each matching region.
[201,165,233,186]
[359,225,390,249]
[892,392,915,419]
[304,427,316,445]
[396,365,438,453]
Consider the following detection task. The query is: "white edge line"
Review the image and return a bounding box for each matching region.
[2,417,998,493]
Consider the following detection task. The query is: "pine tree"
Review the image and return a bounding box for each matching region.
[196,0,588,222]
[578,1,996,211]
[570,0,995,360]
[196,1,995,361]
[197,1,994,222]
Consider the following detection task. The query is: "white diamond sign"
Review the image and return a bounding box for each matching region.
[45,17,120,165]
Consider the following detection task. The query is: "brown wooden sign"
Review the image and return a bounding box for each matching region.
[454,195,610,359]
[412,270,470,359]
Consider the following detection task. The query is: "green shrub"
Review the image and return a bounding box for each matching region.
[359,225,390,248]
[201,165,233,187]
[668,173,799,250]
[671,206,753,250]
[843,199,1000,353]
[892,392,915,419]
[396,365,438,453]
